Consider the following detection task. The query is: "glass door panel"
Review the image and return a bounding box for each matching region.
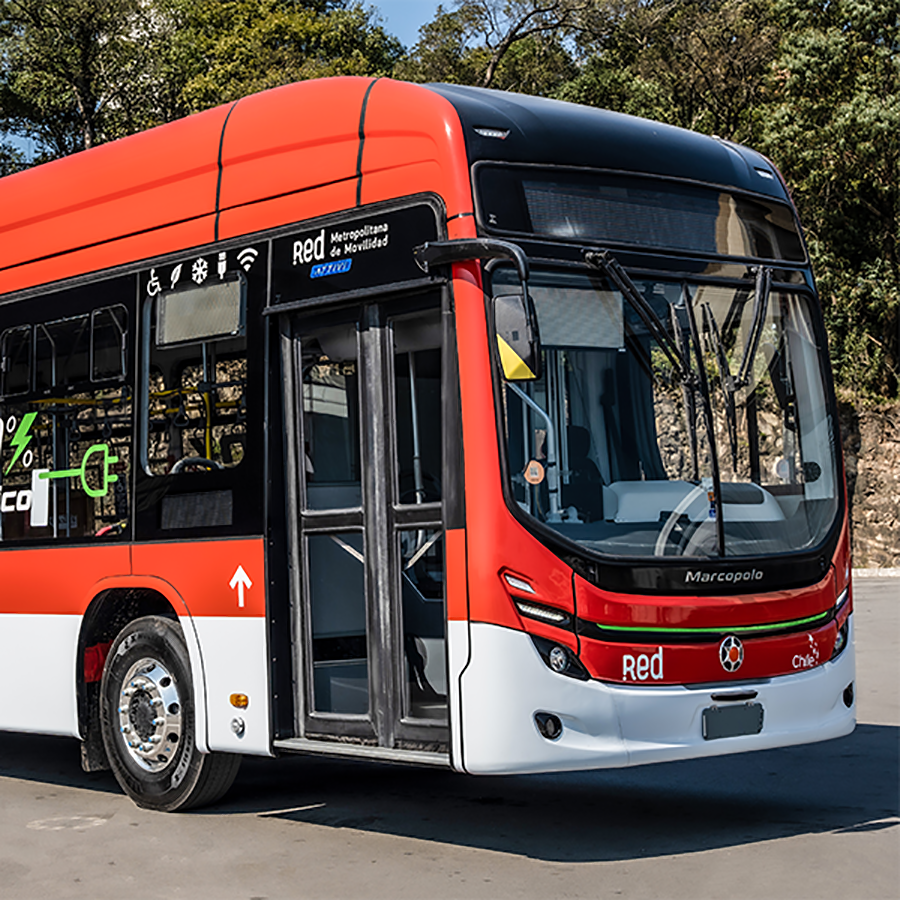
[289,293,448,749]
[307,532,368,715]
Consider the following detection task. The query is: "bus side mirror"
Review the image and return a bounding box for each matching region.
[494,292,542,381]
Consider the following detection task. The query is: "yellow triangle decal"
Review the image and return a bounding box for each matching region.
[497,335,536,380]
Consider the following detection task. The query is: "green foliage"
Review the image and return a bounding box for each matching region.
[759,0,900,396]
[0,140,25,175]
[0,0,403,155]
[396,1,581,94]
[557,0,779,144]
[171,0,403,112]
[0,0,169,156]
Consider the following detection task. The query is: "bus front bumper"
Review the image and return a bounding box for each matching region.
[454,618,856,774]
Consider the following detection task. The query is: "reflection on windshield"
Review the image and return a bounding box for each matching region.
[494,267,838,559]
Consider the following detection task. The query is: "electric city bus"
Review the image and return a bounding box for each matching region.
[0,78,854,810]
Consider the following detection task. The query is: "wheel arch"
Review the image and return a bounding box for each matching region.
[76,577,210,769]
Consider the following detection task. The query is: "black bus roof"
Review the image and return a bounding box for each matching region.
[426,83,788,202]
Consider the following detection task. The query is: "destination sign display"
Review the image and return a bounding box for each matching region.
[270,203,439,305]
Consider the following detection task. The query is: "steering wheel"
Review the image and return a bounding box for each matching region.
[654,484,706,556]
[170,456,224,474]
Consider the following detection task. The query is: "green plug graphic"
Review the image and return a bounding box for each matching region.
[40,444,119,498]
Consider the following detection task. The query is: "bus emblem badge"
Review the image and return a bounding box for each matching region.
[719,636,744,672]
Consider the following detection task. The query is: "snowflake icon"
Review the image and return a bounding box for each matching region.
[192,258,209,284]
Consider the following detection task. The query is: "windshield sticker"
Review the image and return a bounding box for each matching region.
[524,459,545,485]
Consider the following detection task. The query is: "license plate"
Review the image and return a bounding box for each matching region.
[702,703,764,740]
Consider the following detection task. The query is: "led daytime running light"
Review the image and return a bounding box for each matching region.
[516,600,568,624]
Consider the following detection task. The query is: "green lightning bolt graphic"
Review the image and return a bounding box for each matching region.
[5,412,37,475]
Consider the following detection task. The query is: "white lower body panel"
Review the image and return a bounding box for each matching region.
[457,618,856,774]
[0,613,80,736]
[192,616,273,756]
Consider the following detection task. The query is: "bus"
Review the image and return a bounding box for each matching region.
[0,77,855,811]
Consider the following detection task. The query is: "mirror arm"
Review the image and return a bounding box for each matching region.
[413,238,530,285]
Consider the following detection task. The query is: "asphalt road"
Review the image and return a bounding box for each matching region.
[0,578,897,900]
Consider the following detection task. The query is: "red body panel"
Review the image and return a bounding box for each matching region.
[0,539,264,618]
[0,106,229,291]
[218,79,367,212]
[0,78,476,294]
[360,80,474,218]
[578,621,840,685]
[131,539,266,617]
[0,544,131,615]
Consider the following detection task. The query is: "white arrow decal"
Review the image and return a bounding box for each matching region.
[229,565,252,608]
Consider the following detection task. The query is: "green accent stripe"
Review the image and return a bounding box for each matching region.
[592,610,831,636]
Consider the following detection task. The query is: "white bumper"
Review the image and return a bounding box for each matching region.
[455,618,856,774]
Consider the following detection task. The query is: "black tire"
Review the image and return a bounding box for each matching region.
[100,615,241,811]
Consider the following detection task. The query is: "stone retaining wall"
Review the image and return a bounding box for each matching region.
[840,402,900,568]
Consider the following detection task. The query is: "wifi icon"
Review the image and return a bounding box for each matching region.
[237,247,258,271]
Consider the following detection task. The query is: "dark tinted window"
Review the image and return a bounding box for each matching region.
[476,166,805,262]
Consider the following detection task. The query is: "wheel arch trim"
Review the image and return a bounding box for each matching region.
[76,575,210,754]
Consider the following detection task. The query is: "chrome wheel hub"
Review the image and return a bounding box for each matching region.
[117,657,183,772]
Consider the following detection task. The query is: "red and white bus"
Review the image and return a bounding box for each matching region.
[0,77,854,810]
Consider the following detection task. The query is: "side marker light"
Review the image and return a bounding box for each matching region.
[230,693,249,709]
[474,127,510,140]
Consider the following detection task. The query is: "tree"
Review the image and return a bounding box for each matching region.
[171,0,404,113]
[0,0,404,161]
[0,0,168,159]
[557,0,780,145]
[759,0,900,396]
[396,0,585,94]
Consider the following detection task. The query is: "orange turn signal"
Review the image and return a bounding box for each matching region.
[230,693,249,709]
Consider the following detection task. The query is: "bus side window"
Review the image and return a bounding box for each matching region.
[0,298,133,542]
[0,325,31,397]
[146,342,248,475]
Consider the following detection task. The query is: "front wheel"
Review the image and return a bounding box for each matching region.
[100,615,241,811]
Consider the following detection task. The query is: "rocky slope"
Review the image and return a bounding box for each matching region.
[840,402,900,568]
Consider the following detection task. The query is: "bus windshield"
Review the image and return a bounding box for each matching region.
[494,266,839,559]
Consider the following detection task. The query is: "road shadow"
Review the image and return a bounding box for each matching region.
[225,722,899,861]
[2,724,896,862]
[0,732,119,795]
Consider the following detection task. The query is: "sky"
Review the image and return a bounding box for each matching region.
[373,0,444,49]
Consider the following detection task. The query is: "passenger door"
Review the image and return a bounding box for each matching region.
[283,290,449,754]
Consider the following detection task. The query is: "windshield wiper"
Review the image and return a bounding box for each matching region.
[702,301,739,471]
[670,302,700,480]
[585,249,692,384]
[734,266,772,389]
[682,283,726,557]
